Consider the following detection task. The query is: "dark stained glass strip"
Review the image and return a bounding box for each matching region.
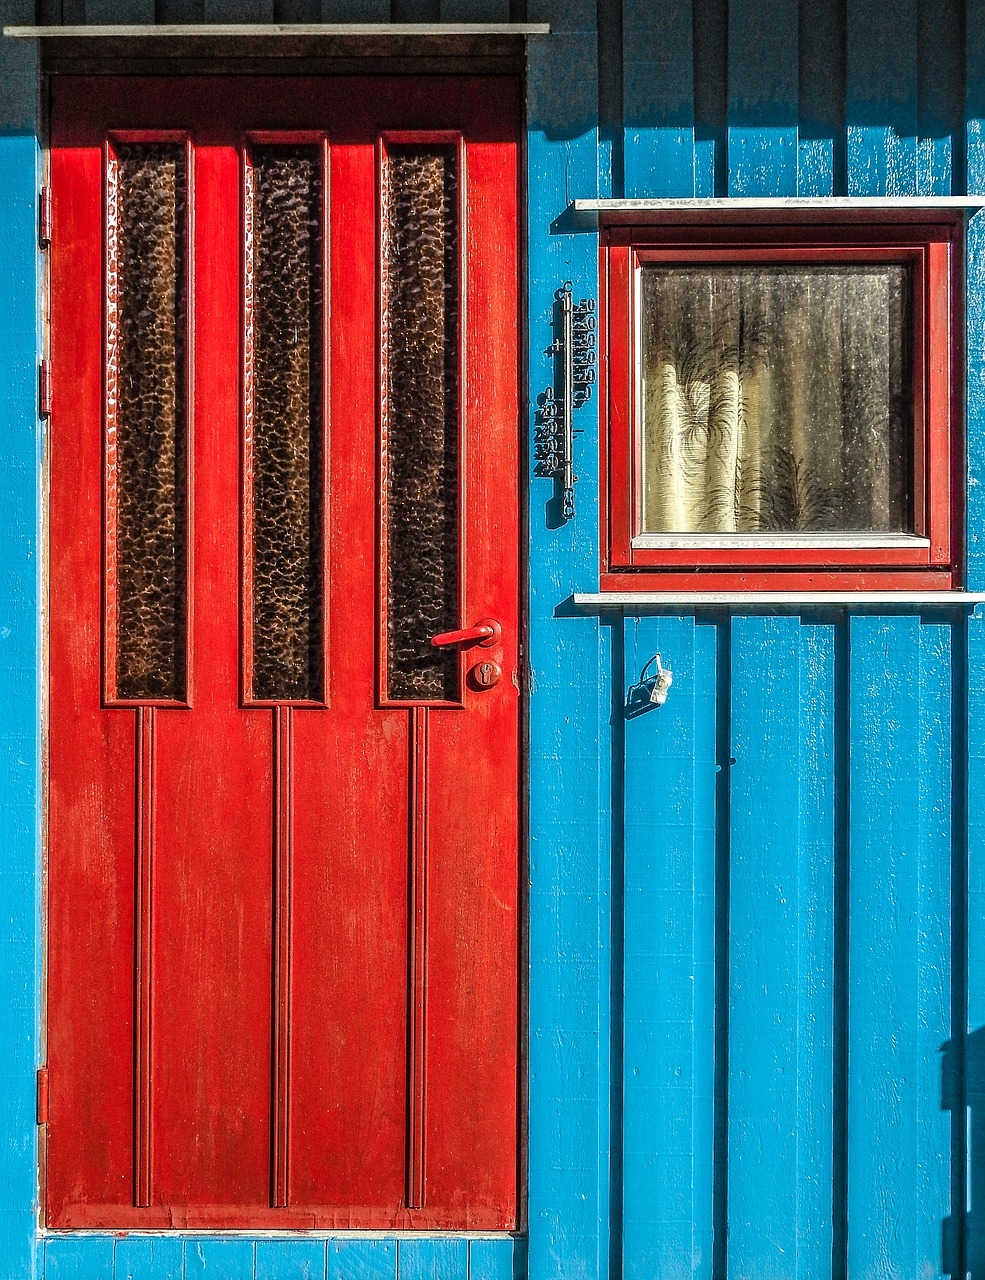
[248,144,324,702]
[110,142,188,702]
[383,144,460,702]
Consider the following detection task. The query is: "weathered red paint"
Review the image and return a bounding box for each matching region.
[48,76,520,1231]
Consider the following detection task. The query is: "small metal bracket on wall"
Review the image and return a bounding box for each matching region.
[535,282,596,521]
[625,653,673,719]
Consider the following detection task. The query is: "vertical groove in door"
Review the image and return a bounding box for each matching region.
[407,704,429,1209]
[134,705,156,1209]
[272,704,294,1207]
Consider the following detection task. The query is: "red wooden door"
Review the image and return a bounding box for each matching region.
[47,77,520,1231]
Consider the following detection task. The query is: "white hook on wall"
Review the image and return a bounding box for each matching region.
[649,653,673,706]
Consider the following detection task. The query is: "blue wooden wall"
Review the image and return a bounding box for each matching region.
[527,1,985,1278]
[0,0,983,1278]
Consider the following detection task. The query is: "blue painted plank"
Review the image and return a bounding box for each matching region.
[966,4,985,591]
[846,615,952,1277]
[202,0,274,20]
[467,1238,514,1280]
[727,0,798,195]
[114,1237,183,1280]
[397,1239,469,1280]
[967,31,985,1277]
[622,0,695,198]
[84,0,155,21]
[256,1239,326,1280]
[595,0,622,197]
[319,0,389,17]
[845,0,918,194]
[691,0,727,196]
[915,0,962,194]
[620,616,717,1280]
[796,0,845,195]
[391,0,440,19]
[439,0,510,19]
[966,611,985,1276]
[185,1239,255,1280]
[0,0,41,129]
[276,0,320,20]
[0,124,42,1280]
[153,0,206,20]
[726,616,836,1278]
[526,7,608,1280]
[44,1237,115,1279]
[327,1240,395,1280]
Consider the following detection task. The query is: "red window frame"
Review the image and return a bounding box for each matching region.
[600,215,962,591]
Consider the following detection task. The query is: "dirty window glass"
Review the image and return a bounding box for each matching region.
[639,263,914,535]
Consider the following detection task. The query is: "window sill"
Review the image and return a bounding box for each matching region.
[570,195,985,228]
[568,590,985,610]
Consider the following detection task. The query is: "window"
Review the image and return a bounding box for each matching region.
[601,211,960,590]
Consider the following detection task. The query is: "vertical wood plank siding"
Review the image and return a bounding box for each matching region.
[526,8,608,1280]
[524,0,983,1278]
[0,6,42,1280]
[965,8,985,1280]
[726,617,837,1278]
[621,616,717,1278]
[1,2,981,1279]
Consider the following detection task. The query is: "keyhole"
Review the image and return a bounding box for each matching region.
[473,660,501,689]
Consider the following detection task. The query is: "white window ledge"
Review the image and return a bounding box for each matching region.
[569,196,985,228]
[569,591,985,608]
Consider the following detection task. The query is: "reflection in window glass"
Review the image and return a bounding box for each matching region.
[639,264,913,534]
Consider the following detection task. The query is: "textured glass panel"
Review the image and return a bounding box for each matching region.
[249,145,324,701]
[639,264,913,533]
[383,145,460,702]
[111,143,187,701]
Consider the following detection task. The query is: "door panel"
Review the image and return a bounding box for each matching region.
[48,76,520,1231]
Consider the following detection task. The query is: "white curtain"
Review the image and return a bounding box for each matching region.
[640,265,910,534]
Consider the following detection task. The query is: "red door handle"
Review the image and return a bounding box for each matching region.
[431,618,502,648]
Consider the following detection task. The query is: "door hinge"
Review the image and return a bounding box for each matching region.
[39,186,51,248]
[39,360,51,419]
[37,1066,48,1125]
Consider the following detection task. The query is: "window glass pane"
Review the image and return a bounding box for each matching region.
[109,142,188,701]
[247,144,324,702]
[383,144,460,702]
[639,264,913,534]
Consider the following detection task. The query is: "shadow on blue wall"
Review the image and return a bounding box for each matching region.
[943,1028,983,1278]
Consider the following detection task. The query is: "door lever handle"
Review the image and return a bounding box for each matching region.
[431,618,502,649]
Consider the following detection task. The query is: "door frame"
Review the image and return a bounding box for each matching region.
[39,58,530,1250]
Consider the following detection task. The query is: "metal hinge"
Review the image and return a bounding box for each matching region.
[39,185,51,248]
[37,1066,48,1125]
[39,360,51,418]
